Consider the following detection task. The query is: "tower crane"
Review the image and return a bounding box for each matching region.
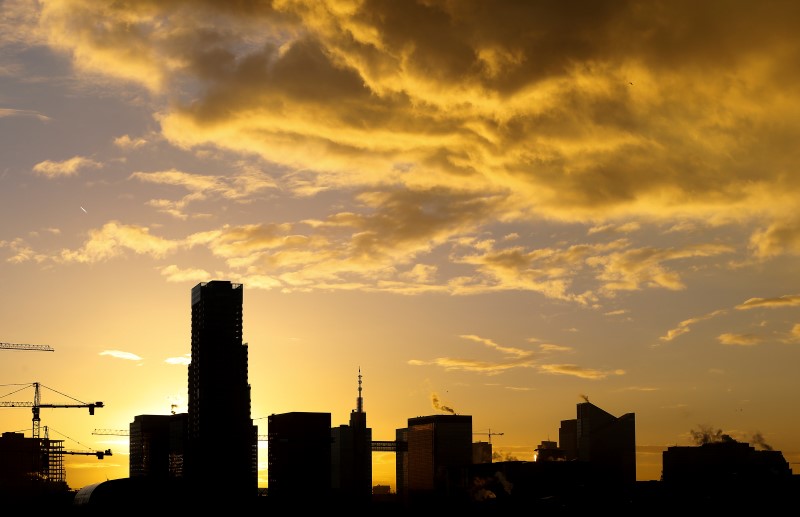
[0,342,54,351]
[44,426,112,459]
[473,428,504,443]
[0,382,103,439]
[62,449,113,459]
[93,428,270,441]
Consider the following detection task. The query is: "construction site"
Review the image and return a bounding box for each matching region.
[0,342,109,503]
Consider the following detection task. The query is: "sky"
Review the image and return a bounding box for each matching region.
[1,0,800,491]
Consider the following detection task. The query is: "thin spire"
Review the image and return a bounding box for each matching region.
[356,366,363,413]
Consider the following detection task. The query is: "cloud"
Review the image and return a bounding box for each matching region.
[407,356,536,375]
[165,354,191,365]
[537,343,573,353]
[749,218,800,259]
[660,309,728,342]
[459,334,533,358]
[59,222,179,263]
[32,156,101,177]
[26,0,800,255]
[160,265,211,284]
[538,364,625,380]
[0,108,51,122]
[130,166,277,218]
[717,333,764,346]
[114,134,148,150]
[735,294,800,310]
[588,222,641,235]
[587,244,733,294]
[791,324,800,341]
[410,335,615,378]
[99,350,142,361]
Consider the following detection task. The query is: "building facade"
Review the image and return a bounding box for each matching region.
[129,413,187,480]
[403,414,473,506]
[559,401,636,484]
[185,281,257,500]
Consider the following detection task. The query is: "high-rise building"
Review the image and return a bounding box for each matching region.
[267,411,332,501]
[559,401,636,484]
[129,413,187,480]
[331,368,372,505]
[186,281,257,500]
[404,414,472,506]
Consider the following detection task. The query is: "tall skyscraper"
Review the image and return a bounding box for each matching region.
[186,281,257,500]
[331,368,372,505]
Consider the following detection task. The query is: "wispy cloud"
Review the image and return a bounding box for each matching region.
[407,356,536,375]
[59,222,179,263]
[32,156,101,178]
[165,354,191,365]
[717,333,764,346]
[459,334,533,358]
[0,108,50,121]
[410,335,616,379]
[538,364,625,380]
[735,294,800,310]
[99,350,142,361]
[114,134,148,150]
[660,309,728,342]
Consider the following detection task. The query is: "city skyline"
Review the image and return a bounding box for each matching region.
[2,0,800,492]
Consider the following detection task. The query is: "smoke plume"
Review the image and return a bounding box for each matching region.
[750,432,773,451]
[689,425,737,445]
[431,392,455,414]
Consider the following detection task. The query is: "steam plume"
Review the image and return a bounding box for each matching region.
[750,432,773,451]
[689,425,736,445]
[431,392,455,414]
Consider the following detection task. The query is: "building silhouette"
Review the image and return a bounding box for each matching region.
[398,414,473,507]
[661,439,795,508]
[267,411,332,503]
[185,281,258,500]
[129,413,187,480]
[472,441,492,464]
[559,400,636,484]
[0,431,70,503]
[331,368,372,505]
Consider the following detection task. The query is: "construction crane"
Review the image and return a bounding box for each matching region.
[0,382,103,439]
[0,342,54,351]
[93,429,270,441]
[473,429,504,443]
[62,449,113,459]
[39,426,111,483]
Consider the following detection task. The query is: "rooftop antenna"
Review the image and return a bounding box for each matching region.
[356,366,363,413]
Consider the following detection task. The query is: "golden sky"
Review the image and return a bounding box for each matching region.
[1,0,800,490]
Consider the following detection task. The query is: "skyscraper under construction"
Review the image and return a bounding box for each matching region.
[186,281,258,500]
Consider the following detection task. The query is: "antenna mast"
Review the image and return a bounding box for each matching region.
[356,367,363,413]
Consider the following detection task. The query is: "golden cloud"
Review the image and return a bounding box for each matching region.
[32,156,101,177]
[717,333,764,346]
[25,0,800,238]
[735,294,800,310]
